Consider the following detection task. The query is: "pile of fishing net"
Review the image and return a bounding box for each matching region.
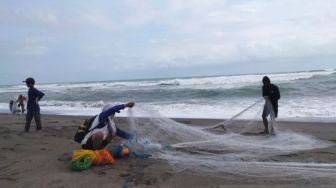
[71,144,130,171]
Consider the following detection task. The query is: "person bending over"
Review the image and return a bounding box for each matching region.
[80,102,135,150]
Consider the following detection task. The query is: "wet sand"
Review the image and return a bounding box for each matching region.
[0,113,336,188]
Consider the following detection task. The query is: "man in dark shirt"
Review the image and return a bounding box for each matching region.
[261,76,280,134]
[23,77,45,132]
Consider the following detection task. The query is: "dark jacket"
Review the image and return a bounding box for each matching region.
[262,83,280,115]
[27,87,44,113]
[95,104,132,139]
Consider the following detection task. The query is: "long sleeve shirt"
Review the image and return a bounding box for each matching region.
[81,104,132,145]
[27,87,45,113]
[97,104,132,139]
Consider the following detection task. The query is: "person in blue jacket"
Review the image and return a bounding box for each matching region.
[23,77,45,132]
[81,102,135,150]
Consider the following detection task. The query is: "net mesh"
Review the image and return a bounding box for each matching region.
[123,100,336,181]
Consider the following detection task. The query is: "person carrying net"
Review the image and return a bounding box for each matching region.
[261,76,280,134]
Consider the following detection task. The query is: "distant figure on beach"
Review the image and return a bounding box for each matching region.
[75,102,135,150]
[23,77,45,132]
[9,100,14,113]
[18,94,26,114]
[10,97,20,115]
[261,76,280,134]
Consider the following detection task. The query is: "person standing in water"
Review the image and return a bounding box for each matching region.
[23,77,45,132]
[9,100,14,113]
[261,76,280,134]
[18,94,26,114]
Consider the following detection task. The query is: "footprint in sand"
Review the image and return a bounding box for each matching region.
[119,173,131,177]
[97,171,107,176]
[316,151,335,154]
[48,179,64,187]
[40,148,52,151]
[2,135,12,139]
[0,177,17,182]
[143,180,152,185]
[161,172,173,181]
[57,153,71,162]
[1,147,15,151]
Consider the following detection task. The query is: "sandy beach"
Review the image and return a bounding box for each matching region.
[2,0,336,187]
[0,113,336,188]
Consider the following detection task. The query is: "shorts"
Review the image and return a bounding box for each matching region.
[262,104,278,118]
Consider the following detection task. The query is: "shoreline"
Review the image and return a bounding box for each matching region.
[2,112,336,124]
[1,113,336,187]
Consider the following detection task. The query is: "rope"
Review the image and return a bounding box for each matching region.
[72,149,96,161]
[203,99,263,130]
[71,154,93,171]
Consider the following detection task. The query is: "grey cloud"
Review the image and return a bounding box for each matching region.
[1,0,336,85]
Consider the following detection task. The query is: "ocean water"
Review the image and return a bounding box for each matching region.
[0,69,335,121]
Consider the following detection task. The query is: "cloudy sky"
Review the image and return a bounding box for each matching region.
[1,0,336,85]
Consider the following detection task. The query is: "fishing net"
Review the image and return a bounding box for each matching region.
[123,99,336,181]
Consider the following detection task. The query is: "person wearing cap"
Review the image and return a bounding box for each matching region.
[261,76,280,134]
[81,102,135,150]
[23,77,45,132]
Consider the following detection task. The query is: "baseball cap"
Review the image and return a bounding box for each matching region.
[23,77,35,85]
